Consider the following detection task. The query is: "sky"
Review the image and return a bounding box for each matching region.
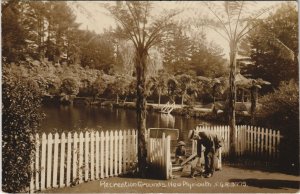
[68,1,292,58]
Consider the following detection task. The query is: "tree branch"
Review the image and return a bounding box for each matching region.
[145,22,172,50]
[141,2,150,47]
[225,2,233,40]
[144,20,168,49]
[237,6,273,40]
[233,1,244,40]
[126,2,141,43]
[207,25,230,42]
[205,2,231,40]
[111,11,139,48]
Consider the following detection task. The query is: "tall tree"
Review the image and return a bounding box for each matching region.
[2,1,27,62]
[236,76,270,124]
[147,70,168,105]
[25,1,47,60]
[44,1,80,64]
[162,25,192,74]
[115,40,136,76]
[108,74,132,103]
[176,74,193,106]
[80,30,116,72]
[199,2,285,158]
[189,41,228,78]
[106,1,178,177]
[240,2,298,91]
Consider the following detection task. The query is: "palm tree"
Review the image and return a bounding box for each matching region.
[236,75,270,125]
[105,2,179,176]
[196,76,227,109]
[176,74,193,107]
[196,2,294,158]
[166,76,178,103]
[146,71,167,106]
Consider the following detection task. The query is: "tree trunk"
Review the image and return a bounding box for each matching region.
[228,41,237,160]
[38,15,42,60]
[213,85,216,107]
[250,86,257,125]
[242,89,245,103]
[158,89,161,106]
[41,17,45,60]
[116,94,119,104]
[67,38,69,63]
[135,48,148,177]
[181,90,186,107]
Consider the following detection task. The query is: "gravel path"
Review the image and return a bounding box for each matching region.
[44,165,299,193]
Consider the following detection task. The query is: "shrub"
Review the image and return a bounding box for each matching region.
[2,75,44,192]
[258,80,299,173]
[60,77,79,96]
[90,76,107,100]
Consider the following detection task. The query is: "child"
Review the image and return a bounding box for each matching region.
[175,141,186,164]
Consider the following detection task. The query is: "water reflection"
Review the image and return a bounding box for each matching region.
[41,105,214,145]
[160,114,175,128]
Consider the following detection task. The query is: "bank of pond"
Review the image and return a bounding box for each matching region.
[42,95,253,129]
[40,96,298,175]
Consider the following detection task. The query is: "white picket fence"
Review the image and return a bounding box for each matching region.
[195,125,281,157]
[147,133,171,179]
[30,130,137,192]
[29,125,280,192]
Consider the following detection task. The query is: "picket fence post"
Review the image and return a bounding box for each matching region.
[276,130,280,158]
[118,130,123,175]
[59,133,65,188]
[226,126,230,154]
[46,133,53,188]
[114,130,118,176]
[66,133,72,186]
[84,132,89,181]
[165,135,171,179]
[35,134,40,191]
[131,129,135,167]
[100,131,104,179]
[90,132,95,181]
[79,132,84,183]
[264,128,268,156]
[135,130,138,162]
[109,130,114,176]
[73,132,78,184]
[95,132,99,180]
[123,130,127,173]
[272,130,276,158]
[105,131,109,177]
[53,133,59,188]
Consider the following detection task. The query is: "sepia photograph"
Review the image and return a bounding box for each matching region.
[2,1,299,193]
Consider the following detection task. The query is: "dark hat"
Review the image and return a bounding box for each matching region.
[177,141,186,146]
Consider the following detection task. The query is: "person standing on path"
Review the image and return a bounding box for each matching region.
[188,128,222,178]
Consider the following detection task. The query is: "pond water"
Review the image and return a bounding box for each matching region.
[41,105,214,149]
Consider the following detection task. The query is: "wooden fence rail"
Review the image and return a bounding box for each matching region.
[195,125,281,157]
[30,129,137,192]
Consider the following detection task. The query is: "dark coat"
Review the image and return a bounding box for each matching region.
[196,131,222,157]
